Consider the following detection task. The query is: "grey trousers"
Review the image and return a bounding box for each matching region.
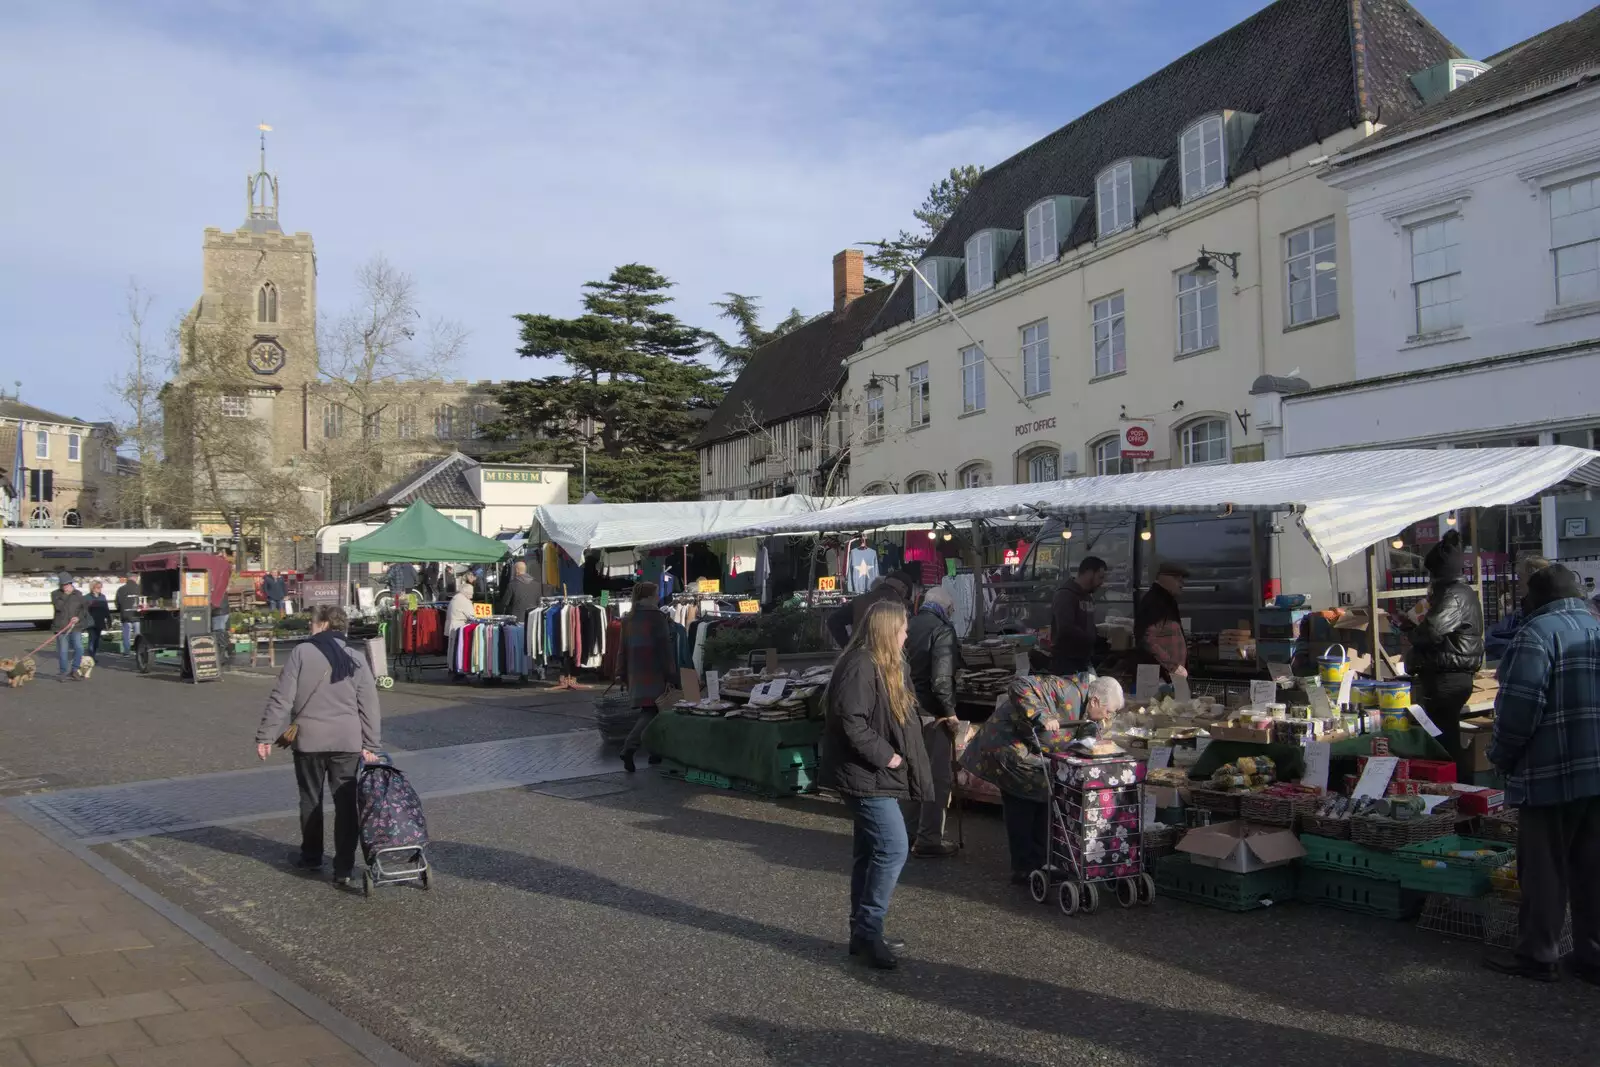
[1517,797,1600,966]
[622,705,658,756]
[911,719,954,847]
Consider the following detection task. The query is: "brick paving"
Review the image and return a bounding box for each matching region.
[0,812,384,1067]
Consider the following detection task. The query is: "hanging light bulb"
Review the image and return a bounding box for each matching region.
[1391,538,1404,550]
[927,529,937,540]
[1446,511,1457,527]
[1061,529,1073,540]
[1140,529,1152,542]
[942,531,953,541]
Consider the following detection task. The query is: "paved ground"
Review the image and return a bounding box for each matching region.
[3,627,1597,1066]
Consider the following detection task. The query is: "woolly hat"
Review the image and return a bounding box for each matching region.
[1527,564,1583,611]
[1423,530,1463,580]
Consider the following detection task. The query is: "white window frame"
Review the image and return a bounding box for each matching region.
[1024,448,1060,484]
[1176,270,1219,354]
[1180,418,1230,467]
[908,362,930,427]
[959,461,991,489]
[906,473,937,494]
[960,344,986,414]
[865,386,885,441]
[913,262,939,319]
[965,232,996,294]
[1549,174,1599,308]
[33,429,48,459]
[1180,115,1226,201]
[220,395,249,418]
[1097,161,1134,238]
[1021,320,1051,398]
[1025,200,1058,269]
[1452,62,1486,89]
[1091,293,1126,377]
[1285,220,1338,326]
[1092,436,1123,476]
[67,432,80,462]
[1408,214,1464,336]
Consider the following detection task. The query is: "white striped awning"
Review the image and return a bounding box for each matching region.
[635,447,1600,566]
[530,496,831,562]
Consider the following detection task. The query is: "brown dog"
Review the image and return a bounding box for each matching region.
[3,657,38,688]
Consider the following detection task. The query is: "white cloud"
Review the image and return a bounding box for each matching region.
[0,0,1039,416]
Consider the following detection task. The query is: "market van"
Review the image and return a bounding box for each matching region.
[0,529,206,627]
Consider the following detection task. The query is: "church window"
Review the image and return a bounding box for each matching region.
[470,404,491,438]
[397,405,417,440]
[258,282,278,324]
[435,404,456,439]
[363,409,381,440]
[323,402,343,439]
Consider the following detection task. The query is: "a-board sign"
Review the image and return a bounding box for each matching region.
[299,581,342,607]
[186,634,221,684]
[817,576,837,592]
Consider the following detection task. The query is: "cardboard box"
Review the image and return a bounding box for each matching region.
[1148,785,1186,810]
[1453,783,1506,815]
[1459,718,1495,773]
[1210,724,1275,745]
[1176,820,1306,873]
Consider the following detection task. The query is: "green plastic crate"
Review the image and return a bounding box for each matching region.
[1391,835,1515,897]
[1298,834,1404,881]
[1154,854,1296,912]
[1296,865,1424,919]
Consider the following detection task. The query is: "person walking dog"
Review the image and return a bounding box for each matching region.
[255,605,381,887]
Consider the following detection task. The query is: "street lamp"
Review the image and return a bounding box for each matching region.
[1192,249,1241,280]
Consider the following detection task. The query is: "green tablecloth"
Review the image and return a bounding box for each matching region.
[642,710,822,788]
[1191,728,1450,782]
[1329,726,1451,761]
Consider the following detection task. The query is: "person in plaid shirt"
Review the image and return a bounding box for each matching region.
[1487,564,1600,983]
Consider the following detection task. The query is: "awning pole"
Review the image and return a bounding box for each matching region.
[1366,544,1382,681]
[1471,508,1484,612]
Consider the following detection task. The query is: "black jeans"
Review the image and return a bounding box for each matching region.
[294,751,362,875]
[911,719,954,847]
[1416,670,1475,780]
[1001,792,1049,876]
[622,704,658,757]
[1517,798,1600,966]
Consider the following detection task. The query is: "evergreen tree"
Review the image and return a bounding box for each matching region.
[707,293,808,372]
[494,264,722,502]
[864,164,986,281]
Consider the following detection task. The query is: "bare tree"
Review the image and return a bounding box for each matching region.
[111,280,162,527]
[310,255,468,513]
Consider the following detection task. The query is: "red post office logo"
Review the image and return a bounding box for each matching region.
[1124,426,1149,447]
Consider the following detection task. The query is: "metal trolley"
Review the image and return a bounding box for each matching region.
[1028,753,1157,916]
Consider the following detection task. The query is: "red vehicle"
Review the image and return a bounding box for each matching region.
[128,550,232,675]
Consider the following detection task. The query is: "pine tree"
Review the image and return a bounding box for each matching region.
[707,293,808,373]
[494,264,723,502]
[863,164,986,282]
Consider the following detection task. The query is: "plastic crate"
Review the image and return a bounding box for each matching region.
[1154,853,1296,912]
[1298,833,1403,881]
[1257,609,1310,641]
[1407,759,1457,784]
[1391,835,1515,897]
[1296,865,1425,919]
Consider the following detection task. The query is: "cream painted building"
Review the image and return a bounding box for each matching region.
[1,396,120,528]
[846,0,1464,500]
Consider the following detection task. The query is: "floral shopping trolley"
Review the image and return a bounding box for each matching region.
[1027,752,1156,916]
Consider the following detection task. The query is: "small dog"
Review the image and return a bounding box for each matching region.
[74,655,96,681]
[3,657,38,688]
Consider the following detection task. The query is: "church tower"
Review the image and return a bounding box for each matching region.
[194,126,318,468]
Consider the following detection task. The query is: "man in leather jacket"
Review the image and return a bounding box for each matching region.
[905,586,962,857]
[1398,530,1484,779]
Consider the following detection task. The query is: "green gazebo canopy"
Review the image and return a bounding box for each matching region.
[343,501,509,564]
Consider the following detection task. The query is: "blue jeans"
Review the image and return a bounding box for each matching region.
[843,794,908,942]
[56,632,83,676]
[121,619,138,653]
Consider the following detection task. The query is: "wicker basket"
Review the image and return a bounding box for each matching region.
[594,692,639,745]
[1187,787,1244,816]
[1143,823,1186,866]
[1240,792,1322,828]
[1299,813,1353,839]
[1350,808,1457,852]
[1477,810,1520,844]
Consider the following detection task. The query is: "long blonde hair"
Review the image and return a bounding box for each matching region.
[845,600,915,725]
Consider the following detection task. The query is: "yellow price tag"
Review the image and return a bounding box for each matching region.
[695,579,721,594]
[738,600,760,614]
[473,602,493,618]
[817,576,837,592]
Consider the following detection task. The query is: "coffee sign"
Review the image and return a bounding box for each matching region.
[1121,421,1155,461]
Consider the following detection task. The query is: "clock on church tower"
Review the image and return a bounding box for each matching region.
[247,336,286,375]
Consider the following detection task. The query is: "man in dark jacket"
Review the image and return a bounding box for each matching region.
[905,587,963,857]
[1135,561,1189,680]
[827,569,919,648]
[496,561,543,622]
[1398,530,1484,779]
[1486,565,1600,983]
[1051,556,1107,676]
[114,574,140,655]
[50,574,88,681]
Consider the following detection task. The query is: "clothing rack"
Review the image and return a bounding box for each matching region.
[450,616,531,682]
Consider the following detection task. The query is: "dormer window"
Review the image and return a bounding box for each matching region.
[1452,61,1487,89]
[913,262,940,319]
[1410,60,1491,105]
[1026,201,1057,268]
[1181,115,1226,201]
[965,232,996,294]
[1097,162,1134,238]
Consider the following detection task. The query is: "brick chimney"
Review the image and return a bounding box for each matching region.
[833,249,864,312]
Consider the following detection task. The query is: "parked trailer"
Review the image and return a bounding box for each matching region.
[0,529,206,627]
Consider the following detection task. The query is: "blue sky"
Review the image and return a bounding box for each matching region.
[1,0,1592,428]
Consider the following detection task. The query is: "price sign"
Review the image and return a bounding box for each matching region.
[1249,680,1278,708]
[695,579,721,594]
[738,600,760,615]
[1352,755,1399,799]
[1305,684,1333,719]
[706,670,720,702]
[473,602,493,618]
[817,576,837,592]
[1301,741,1332,791]
[1336,670,1355,709]
[1147,747,1173,771]
[1408,704,1443,738]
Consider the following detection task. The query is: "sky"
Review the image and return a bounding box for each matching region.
[1,0,1593,429]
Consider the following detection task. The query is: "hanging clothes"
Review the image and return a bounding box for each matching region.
[847,543,880,594]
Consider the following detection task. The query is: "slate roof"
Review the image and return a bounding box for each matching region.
[868,0,1461,336]
[1343,5,1600,156]
[342,451,480,521]
[0,398,94,427]
[695,283,895,448]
